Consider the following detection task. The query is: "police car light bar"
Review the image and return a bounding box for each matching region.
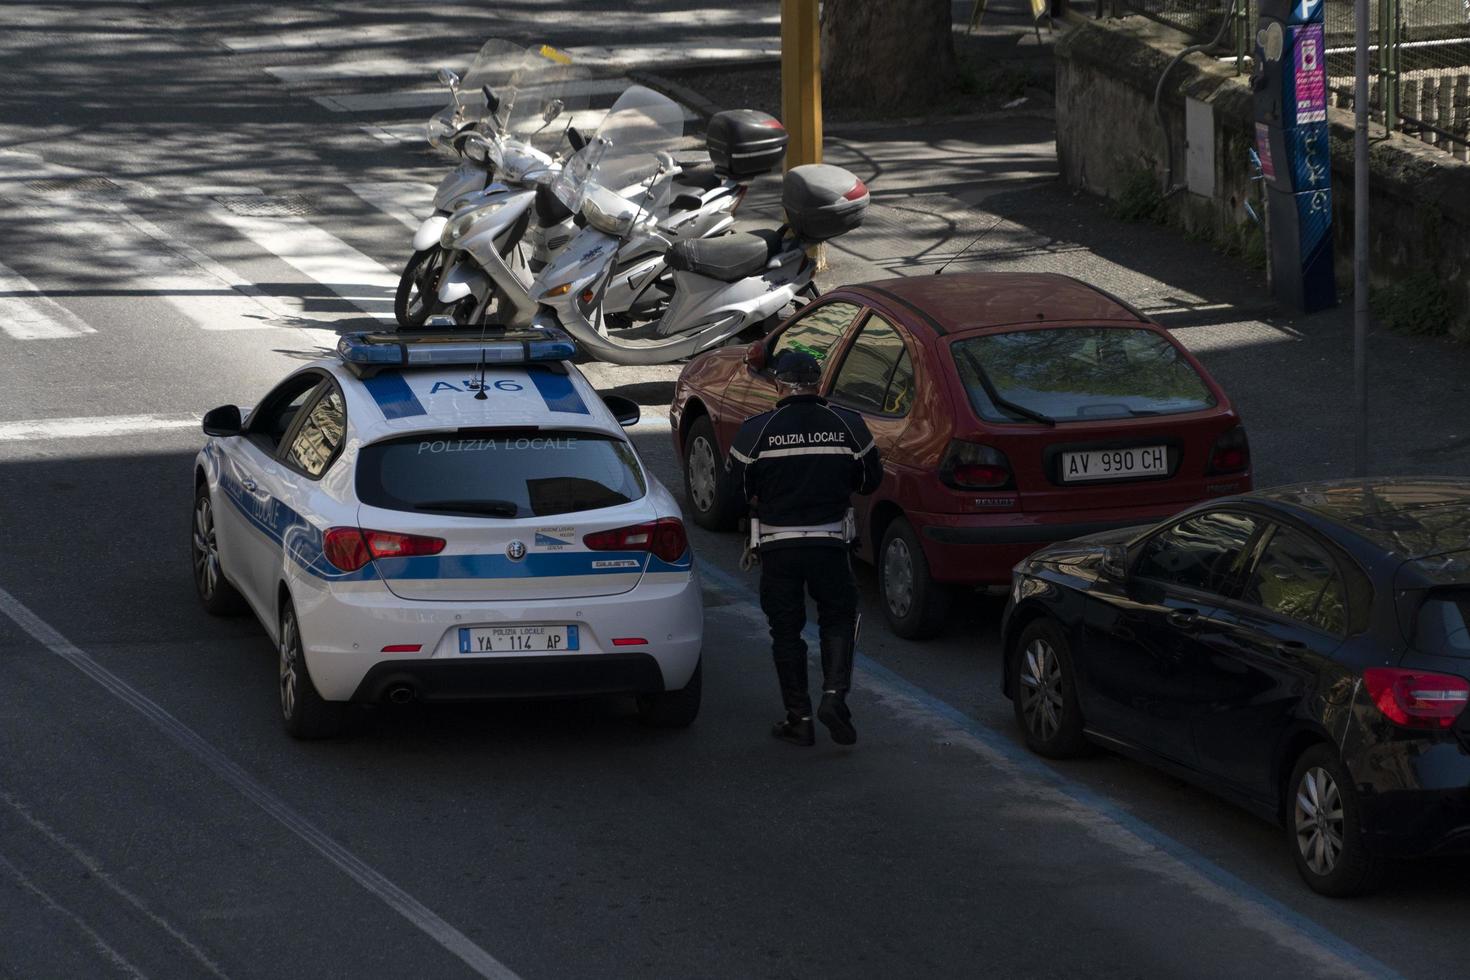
[336,327,578,378]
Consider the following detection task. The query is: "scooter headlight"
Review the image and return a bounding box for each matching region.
[424,112,456,149]
[582,191,637,237]
[440,200,509,248]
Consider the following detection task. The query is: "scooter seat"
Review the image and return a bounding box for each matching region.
[673,163,723,192]
[667,229,783,282]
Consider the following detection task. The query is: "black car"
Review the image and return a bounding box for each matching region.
[1000,478,1470,896]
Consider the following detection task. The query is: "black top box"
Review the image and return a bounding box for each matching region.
[783,164,869,242]
[707,109,789,178]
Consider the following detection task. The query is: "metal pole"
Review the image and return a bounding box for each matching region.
[1354,0,1370,475]
[780,0,822,170]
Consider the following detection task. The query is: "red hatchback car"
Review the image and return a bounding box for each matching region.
[669,272,1252,637]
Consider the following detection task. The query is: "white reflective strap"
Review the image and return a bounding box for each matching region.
[730,447,756,464]
[759,529,846,544]
[759,446,855,459]
[854,440,877,458]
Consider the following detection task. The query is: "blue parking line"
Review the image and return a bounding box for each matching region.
[696,561,1401,980]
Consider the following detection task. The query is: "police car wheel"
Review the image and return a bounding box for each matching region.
[683,417,740,531]
[636,659,702,728]
[278,600,347,740]
[395,247,444,329]
[878,517,952,640]
[191,484,246,616]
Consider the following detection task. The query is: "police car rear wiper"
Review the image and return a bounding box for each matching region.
[412,499,520,517]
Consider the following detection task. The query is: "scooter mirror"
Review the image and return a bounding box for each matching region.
[745,341,767,374]
[437,68,460,91]
[543,98,564,124]
[483,85,501,117]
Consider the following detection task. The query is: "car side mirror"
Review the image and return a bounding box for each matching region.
[745,341,767,374]
[202,405,242,437]
[602,394,641,428]
[1099,544,1129,582]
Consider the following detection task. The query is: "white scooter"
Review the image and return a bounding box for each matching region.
[529,141,869,366]
[396,40,589,327]
[430,87,783,331]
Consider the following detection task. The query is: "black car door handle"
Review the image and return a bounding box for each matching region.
[1276,640,1308,660]
[1167,608,1200,629]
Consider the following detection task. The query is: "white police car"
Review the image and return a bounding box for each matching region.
[190,328,703,738]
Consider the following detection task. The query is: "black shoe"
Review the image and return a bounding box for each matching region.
[818,692,856,746]
[771,714,815,746]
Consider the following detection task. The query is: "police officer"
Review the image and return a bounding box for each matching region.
[726,350,883,746]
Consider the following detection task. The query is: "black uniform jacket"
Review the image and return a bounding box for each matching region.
[725,393,883,533]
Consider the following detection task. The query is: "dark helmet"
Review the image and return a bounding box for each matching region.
[772,350,821,385]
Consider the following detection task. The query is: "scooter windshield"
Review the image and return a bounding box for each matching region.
[489,45,593,157]
[549,85,684,214]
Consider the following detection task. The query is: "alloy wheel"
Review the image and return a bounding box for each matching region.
[687,436,718,513]
[279,612,299,721]
[192,496,220,599]
[883,537,915,618]
[1018,638,1064,741]
[1294,766,1345,877]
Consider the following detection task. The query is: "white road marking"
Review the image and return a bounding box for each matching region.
[0,850,149,979]
[264,55,445,86]
[567,40,781,67]
[1,792,230,979]
[208,207,398,322]
[0,585,521,980]
[0,261,97,339]
[347,181,434,231]
[0,414,200,442]
[362,105,693,147]
[0,151,302,332]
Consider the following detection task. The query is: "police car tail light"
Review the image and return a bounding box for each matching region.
[322,527,446,572]
[939,441,1013,490]
[583,518,687,563]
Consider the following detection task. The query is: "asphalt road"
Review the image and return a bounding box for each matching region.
[0,3,1466,979]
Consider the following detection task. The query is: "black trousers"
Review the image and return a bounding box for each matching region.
[758,544,857,716]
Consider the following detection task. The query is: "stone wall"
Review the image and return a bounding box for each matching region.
[1055,15,1470,335]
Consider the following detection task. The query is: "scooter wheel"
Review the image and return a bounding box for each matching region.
[395,247,445,328]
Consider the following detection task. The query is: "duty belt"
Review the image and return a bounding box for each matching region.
[749,512,855,549]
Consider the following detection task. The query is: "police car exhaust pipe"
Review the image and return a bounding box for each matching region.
[386,684,416,705]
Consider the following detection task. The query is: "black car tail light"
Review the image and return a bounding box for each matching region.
[939,441,1013,490]
[1364,667,1470,730]
[1206,425,1250,474]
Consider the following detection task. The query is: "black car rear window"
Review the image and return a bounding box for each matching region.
[952,327,1217,423]
[357,430,647,518]
[1414,590,1470,659]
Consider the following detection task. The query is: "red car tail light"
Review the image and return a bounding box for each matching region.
[939,441,1013,490]
[1206,425,1250,474]
[584,518,688,563]
[322,528,446,572]
[1364,667,1470,729]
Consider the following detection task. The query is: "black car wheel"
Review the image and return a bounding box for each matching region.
[1011,617,1089,758]
[878,518,951,639]
[394,246,445,328]
[1287,745,1385,897]
[636,660,702,728]
[278,599,347,740]
[191,484,247,616]
[683,417,740,531]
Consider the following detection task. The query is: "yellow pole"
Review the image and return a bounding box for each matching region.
[780,0,822,170]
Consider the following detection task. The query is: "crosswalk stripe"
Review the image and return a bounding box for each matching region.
[208,207,399,322]
[359,104,695,147]
[566,40,781,66]
[264,56,442,87]
[347,182,434,232]
[0,261,97,340]
[0,414,200,442]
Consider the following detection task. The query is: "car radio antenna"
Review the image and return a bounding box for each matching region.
[933,213,1007,276]
[471,310,491,400]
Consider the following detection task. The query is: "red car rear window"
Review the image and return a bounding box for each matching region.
[952,327,1217,423]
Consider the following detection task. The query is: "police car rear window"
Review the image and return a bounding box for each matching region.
[357,430,647,519]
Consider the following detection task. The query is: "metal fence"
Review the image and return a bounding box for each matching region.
[1105,0,1470,155]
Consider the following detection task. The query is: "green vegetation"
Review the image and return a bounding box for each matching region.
[1107,166,1165,223]
[1370,271,1454,336]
